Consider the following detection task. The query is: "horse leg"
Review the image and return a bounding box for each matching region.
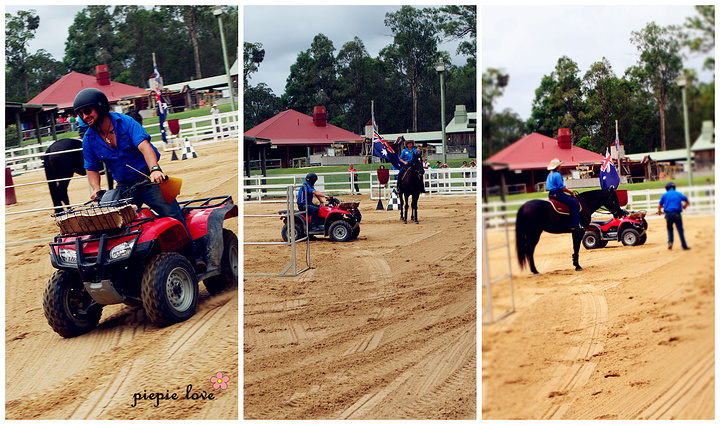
[572,230,583,271]
[412,193,418,224]
[525,229,542,274]
[403,195,409,224]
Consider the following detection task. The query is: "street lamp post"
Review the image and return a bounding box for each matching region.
[213,6,236,111]
[675,73,692,186]
[435,59,447,165]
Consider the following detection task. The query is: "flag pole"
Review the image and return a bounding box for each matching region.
[615,120,621,179]
[372,100,384,210]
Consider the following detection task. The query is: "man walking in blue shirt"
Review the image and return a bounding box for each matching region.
[658,181,690,250]
[546,158,582,231]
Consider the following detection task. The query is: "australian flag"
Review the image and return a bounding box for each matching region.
[153,63,169,143]
[600,147,620,190]
[371,112,400,169]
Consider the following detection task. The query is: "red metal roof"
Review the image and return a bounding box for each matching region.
[28,72,148,110]
[486,132,604,170]
[244,109,363,146]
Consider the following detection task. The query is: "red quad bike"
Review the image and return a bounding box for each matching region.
[582,210,649,249]
[43,179,238,338]
[279,197,361,242]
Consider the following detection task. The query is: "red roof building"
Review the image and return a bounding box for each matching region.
[28,65,148,111]
[486,132,603,170]
[244,107,363,168]
[485,131,605,192]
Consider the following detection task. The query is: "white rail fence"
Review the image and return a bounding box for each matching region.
[5,111,238,175]
[482,185,715,229]
[243,167,477,202]
[5,125,238,216]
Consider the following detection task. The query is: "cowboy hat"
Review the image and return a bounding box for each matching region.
[547,158,564,170]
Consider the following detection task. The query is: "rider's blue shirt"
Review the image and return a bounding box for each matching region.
[399,147,417,164]
[546,170,565,192]
[297,181,316,207]
[83,112,158,183]
[659,189,688,212]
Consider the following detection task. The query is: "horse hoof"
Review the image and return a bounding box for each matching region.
[531,269,539,275]
[403,220,407,224]
[575,266,583,271]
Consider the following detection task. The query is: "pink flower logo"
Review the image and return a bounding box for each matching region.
[211,372,229,390]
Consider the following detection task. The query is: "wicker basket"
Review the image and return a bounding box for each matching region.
[54,204,137,235]
[338,201,360,209]
[627,210,647,220]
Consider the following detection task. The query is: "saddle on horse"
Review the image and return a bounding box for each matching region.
[548,196,582,215]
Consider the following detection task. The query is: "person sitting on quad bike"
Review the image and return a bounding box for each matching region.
[74,88,206,269]
[297,172,330,231]
[396,137,426,195]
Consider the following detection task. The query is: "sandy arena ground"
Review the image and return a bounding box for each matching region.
[243,192,477,419]
[482,214,714,419]
[5,139,238,419]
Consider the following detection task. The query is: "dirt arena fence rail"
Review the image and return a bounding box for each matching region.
[243,167,477,202]
[5,136,235,216]
[5,112,238,175]
[482,184,715,230]
[482,211,515,325]
[243,184,311,277]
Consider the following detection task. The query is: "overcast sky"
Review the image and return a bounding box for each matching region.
[483,5,714,121]
[5,5,84,62]
[244,5,467,96]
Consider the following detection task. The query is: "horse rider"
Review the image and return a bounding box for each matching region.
[397,137,426,194]
[546,158,582,231]
[297,172,330,231]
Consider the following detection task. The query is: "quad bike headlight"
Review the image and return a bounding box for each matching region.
[109,241,135,260]
[58,247,77,264]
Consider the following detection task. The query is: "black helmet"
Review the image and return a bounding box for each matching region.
[665,181,676,191]
[73,88,110,118]
[306,172,318,185]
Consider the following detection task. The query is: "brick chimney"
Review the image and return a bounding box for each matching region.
[557,128,572,149]
[95,64,110,86]
[312,106,327,127]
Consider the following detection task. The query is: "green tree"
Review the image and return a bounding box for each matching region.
[628,22,683,151]
[5,9,41,100]
[243,41,265,88]
[384,6,440,132]
[682,5,714,70]
[282,34,341,118]
[528,56,587,141]
[337,37,374,133]
[429,5,476,58]
[244,83,282,131]
[482,68,510,157]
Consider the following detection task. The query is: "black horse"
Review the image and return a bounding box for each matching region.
[398,153,424,224]
[515,189,624,274]
[44,138,86,214]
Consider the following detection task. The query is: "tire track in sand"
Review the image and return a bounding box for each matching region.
[537,279,608,420]
[338,321,475,419]
[635,346,714,419]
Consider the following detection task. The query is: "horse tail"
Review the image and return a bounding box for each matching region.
[515,204,528,270]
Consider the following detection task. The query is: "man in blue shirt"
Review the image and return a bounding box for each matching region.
[297,172,330,230]
[74,88,205,268]
[658,181,690,250]
[546,158,582,231]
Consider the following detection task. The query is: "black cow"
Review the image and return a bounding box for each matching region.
[44,138,86,214]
